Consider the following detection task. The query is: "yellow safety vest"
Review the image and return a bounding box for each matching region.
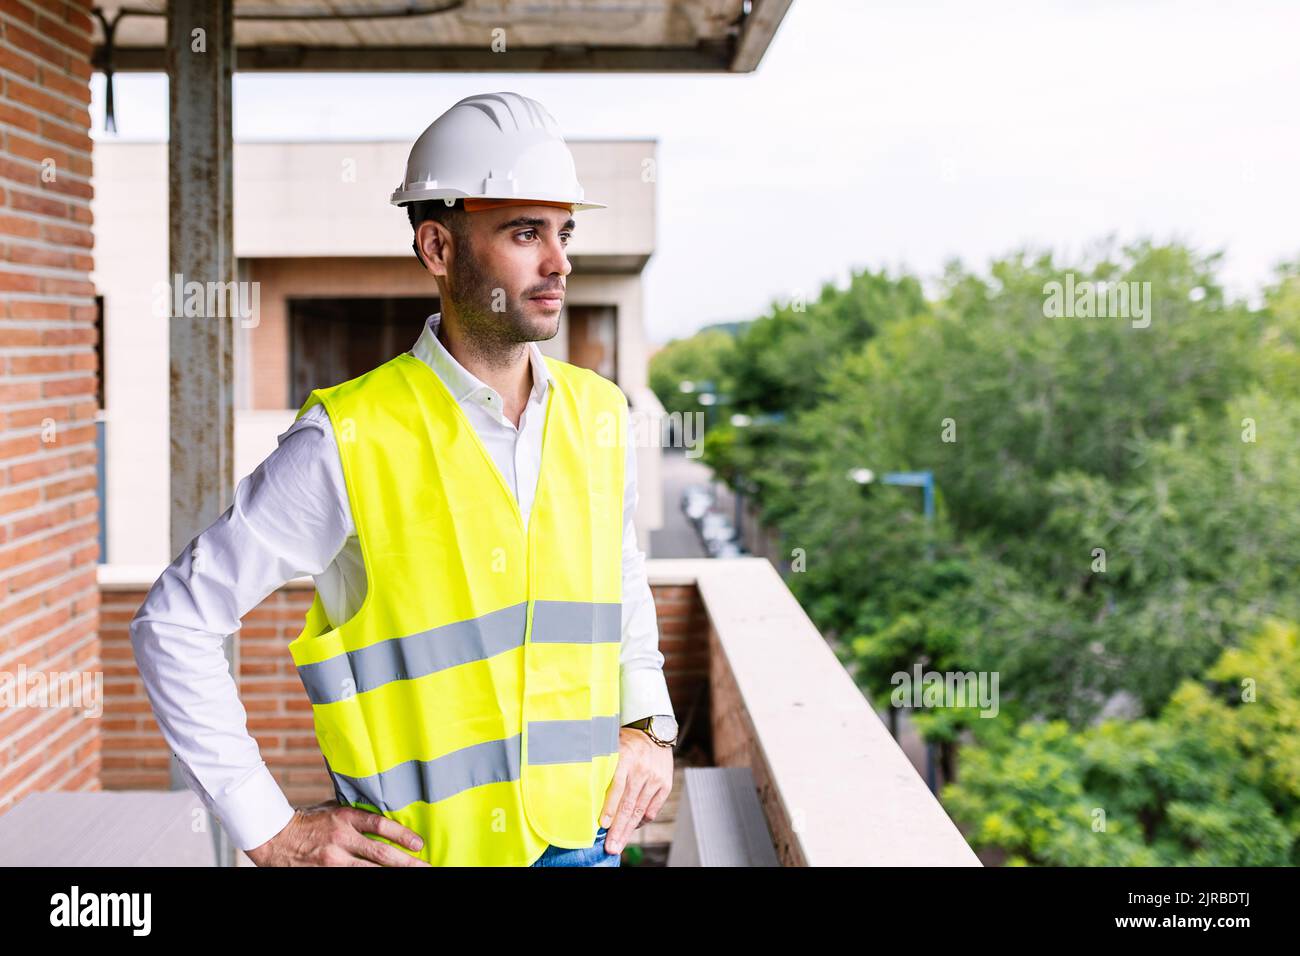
[287,350,626,866]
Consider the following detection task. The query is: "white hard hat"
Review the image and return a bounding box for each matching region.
[390,91,605,211]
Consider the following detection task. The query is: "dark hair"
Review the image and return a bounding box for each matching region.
[406,198,468,268]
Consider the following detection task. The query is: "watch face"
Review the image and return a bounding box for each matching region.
[651,715,679,740]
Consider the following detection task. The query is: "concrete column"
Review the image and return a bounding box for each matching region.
[166,0,238,867]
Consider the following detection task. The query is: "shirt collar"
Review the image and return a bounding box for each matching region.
[411,311,554,408]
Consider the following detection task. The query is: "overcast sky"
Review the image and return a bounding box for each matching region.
[90,0,1300,344]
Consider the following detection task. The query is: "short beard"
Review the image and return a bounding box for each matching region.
[443,234,558,369]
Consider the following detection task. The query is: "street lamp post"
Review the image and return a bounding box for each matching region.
[847,467,935,520]
[849,466,940,793]
[729,413,751,534]
[880,471,935,521]
[729,411,784,552]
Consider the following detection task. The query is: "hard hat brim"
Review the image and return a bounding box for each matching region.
[391,187,606,211]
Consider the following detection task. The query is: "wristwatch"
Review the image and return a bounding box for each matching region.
[623,714,679,747]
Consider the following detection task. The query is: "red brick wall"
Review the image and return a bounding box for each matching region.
[649,582,710,752]
[0,0,99,813]
[99,585,324,801]
[101,582,713,808]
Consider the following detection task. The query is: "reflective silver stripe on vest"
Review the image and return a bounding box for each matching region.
[331,734,523,813]
[530,600,622,644]
[329,715,620,812]
[527,715,621,765]
[297,601,621,705]
[297,602,528,705]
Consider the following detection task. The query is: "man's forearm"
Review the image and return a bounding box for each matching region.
[131,596,296,851]
[619,404,675,726]
[619,533,675,724]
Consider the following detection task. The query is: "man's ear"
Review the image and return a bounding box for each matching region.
[416,220,450,277]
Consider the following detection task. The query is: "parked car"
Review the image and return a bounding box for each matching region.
[713,541,744,559]
[699,511,733,543]
[704,536,730,557]
[680,484,713,523]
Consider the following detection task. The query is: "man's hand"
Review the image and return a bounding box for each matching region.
[599,727,674,855]
[244,800,433,866]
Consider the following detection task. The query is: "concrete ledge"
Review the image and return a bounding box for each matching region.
[647,557,981,867]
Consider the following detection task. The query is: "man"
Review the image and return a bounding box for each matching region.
[130,91,679,867]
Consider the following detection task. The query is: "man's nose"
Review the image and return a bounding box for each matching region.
[541,234,571,277]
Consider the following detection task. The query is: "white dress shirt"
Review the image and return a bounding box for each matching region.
[129,312,674,852]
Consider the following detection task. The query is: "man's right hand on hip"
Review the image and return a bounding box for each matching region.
[245,801,432,866]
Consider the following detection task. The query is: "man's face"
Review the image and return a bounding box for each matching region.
[439,204,574,349]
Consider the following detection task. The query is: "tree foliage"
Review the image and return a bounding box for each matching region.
[942,622,1300,866]
[653,239,1300,865]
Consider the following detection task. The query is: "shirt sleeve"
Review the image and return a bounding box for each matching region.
[618,403,675,726]
[128,404,353,852]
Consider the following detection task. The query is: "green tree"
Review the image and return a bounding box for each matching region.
[719,266,926,416]
[647,327,736,420]
[942,621,1300,866]
[755,241,1287,726]
[670,239,1300,865]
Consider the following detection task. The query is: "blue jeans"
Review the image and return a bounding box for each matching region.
[529,825,621,867]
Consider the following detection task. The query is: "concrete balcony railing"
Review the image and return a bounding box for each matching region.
[648,558,980,866]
